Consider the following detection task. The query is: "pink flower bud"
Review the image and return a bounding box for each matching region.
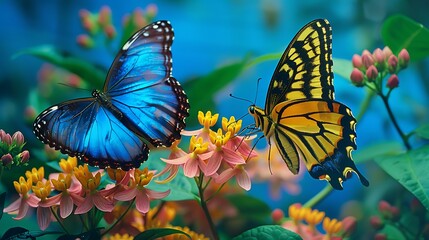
[378,200,392,215]
[382,46,393,60]
[387,74,399,89]
[1,153,13,166]
[410,197,424,214]
[387,55,398,73]
[352,54,363,68]
[271,208,284,223]
[98,6,112,27]
[398,49,410,69]
[24,106,36,122]
[350,68,364,86]
[390,206,401,221]
[104,24,117,39]
[341,216,357,237]
[133,8,147,28]
[2,133,12,145]
[76,34,94,48]
[375,233,387,240]
[0,129,6,141]
[373,48,384,65]
[12,131,24,146]
[370,216,384,230]
[146,4,158,18]
[19,150,30,164]
[366,65,378,81]
[362,52,374,68]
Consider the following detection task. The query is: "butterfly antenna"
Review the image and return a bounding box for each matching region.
[268,143,273,175]
[254,77,262,105]
[229,93,254,105]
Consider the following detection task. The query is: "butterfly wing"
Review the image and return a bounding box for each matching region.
[33,99,149,170]
[265,19,334,114]
[272,99,369,189]
[104,20,189,147]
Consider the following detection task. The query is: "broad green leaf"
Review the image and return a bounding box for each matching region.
[183,59,248,126]
[134,228,191,240]
[381,14,429,61]
[14,45,106,88]
[232,225,302,240]
[332,58,353,81]
[226,194,271,221]
[143,151,199,201]
[353,141,403,163]
[375,145,429,211]
[413,124,429,140]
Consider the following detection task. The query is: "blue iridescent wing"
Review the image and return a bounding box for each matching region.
[104,20,189,147]
[33,98,149,170]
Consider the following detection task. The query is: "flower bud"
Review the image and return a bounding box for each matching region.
[12,131,24,146]
[0,129,6,141]
[398,49,410,69]
[375,233,387,240]
[24,106,36,123]
[2,133,12,145]
[410,197,424,215]
[271,208,284,223]
[387,55,398,74]
[341,216,357,237]
[352,54,363,69]
[19,150,30,164]
[362,52,374,68]
[1,154,13,166]
[146,4,158,18]
[382,46,393,60]
[104,24,117,39]
[76,34,94,48]
[350,68,364,86]
[390,206,401,221]
[373,48,384,66]
[366,65,378,82]
[370,216,384,230]
[98,6,112,27]
[387,74,399,89]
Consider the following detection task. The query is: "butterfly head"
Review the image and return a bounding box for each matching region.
[248,105,266,129]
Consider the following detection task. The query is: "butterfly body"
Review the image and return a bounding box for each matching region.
[34,21,189,170]
[249,19,368,189]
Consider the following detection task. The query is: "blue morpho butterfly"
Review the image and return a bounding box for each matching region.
[33,20,189,170]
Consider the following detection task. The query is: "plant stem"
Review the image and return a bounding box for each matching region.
[196,174,219,240]
[303,184,333,208]
[380,94,411,150]
[101,199,135,237]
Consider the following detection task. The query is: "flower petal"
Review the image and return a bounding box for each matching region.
[214,168,235,184]
[14,200,29,220]
[181,129,203,136]
[146,189,170,200]
[3,198,21,213]
[114,188,137,201]
[74,195,93,214]
[161,154,190,165]
[222,147,246,165]
[37,207,52,230]
[135,190,150,214]
[93,193,114,212]
[205,151,222,176]
[60,195,74,218]
[183,156,200,178]
[236,169,251,191]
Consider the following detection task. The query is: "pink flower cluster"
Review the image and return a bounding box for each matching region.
[3,158,169,231]
[0,130,30,167]
[350,47,410,90]
[157,111,257,191]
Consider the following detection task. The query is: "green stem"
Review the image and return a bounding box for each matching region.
[50,207,70,235]
[196,173,219,240]
[151,200,166,220]
[303,184,333,208]
[380,94,412,150]
[101,199,135,237]
[79,214,89,231]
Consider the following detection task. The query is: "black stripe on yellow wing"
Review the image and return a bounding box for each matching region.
[265,19,334,114]
[272,99,368,189]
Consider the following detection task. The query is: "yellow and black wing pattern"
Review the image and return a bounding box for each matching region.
[248,19,369,190]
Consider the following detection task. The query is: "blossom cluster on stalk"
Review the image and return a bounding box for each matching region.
[350,46,410,92]
[3,157,169,232]
[156,111,257,191]
[0,129,29,168]
[273,204,357,239]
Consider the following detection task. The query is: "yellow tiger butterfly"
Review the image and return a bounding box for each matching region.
[248,19,369,190]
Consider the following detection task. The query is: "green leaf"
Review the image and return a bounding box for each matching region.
[412,124,429,140]
[232,225,302,240]
[134,228,191,240]
[0,192,5,220]
[143,151,199,201]
[353,141,404,163]
[332,58,353,81]
[14,45,106,88]
[375,145,429,211]
[381,14,429,61]
[226,194,271,221]
[183,59,249,126]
